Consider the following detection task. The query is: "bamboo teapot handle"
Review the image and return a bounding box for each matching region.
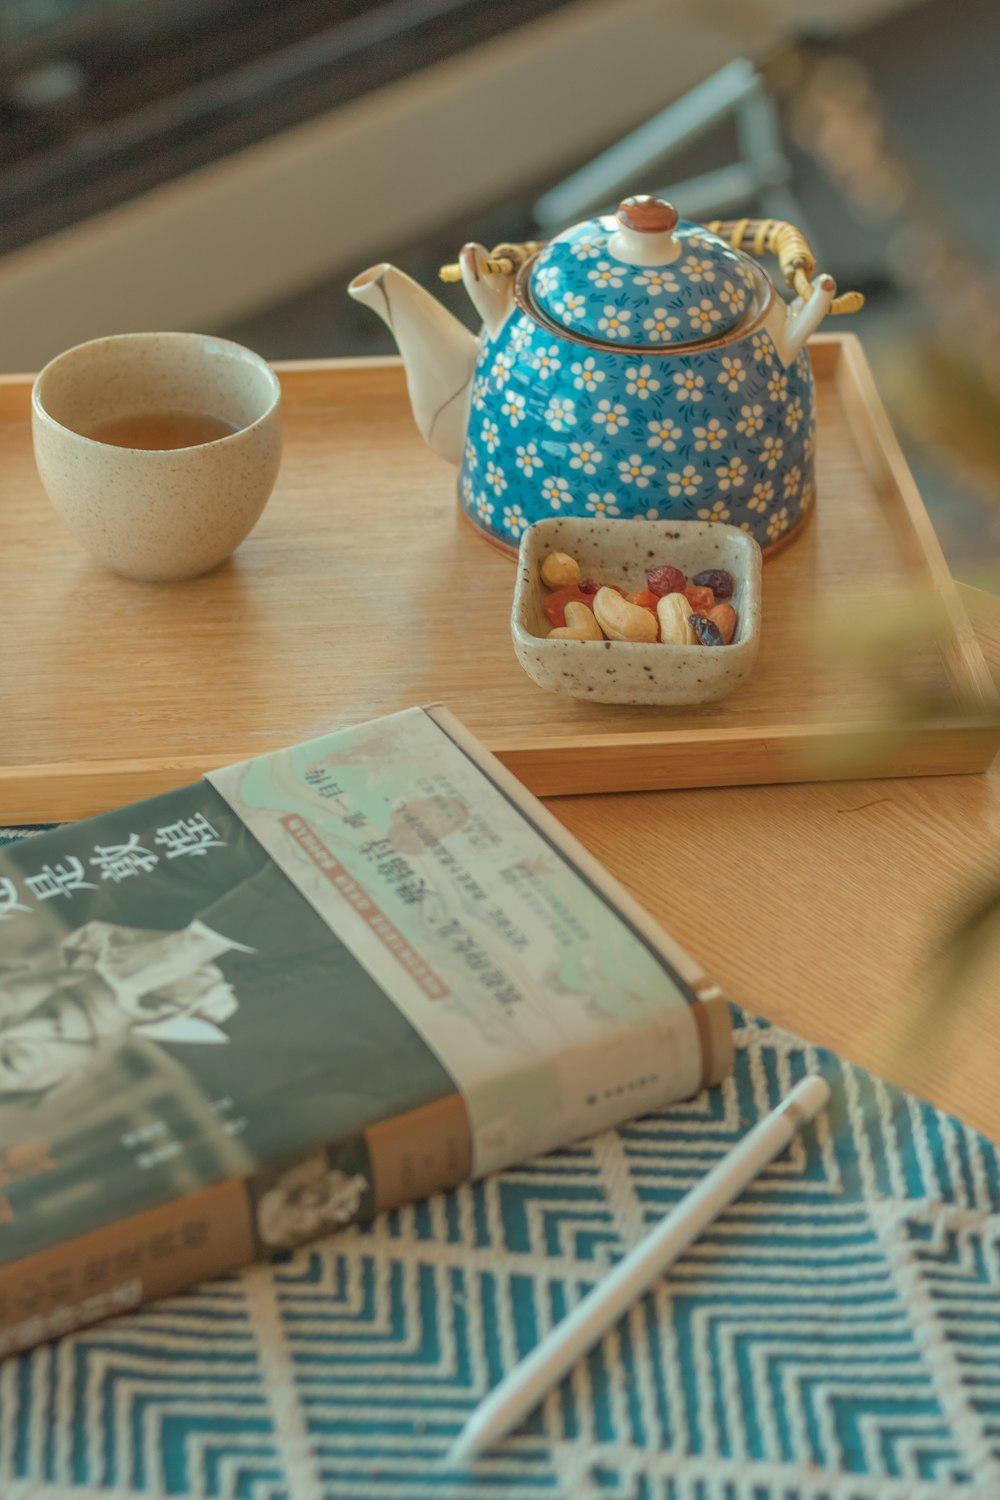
[439,220,864,315]
[439,242,543,282]
[706,218,864,315]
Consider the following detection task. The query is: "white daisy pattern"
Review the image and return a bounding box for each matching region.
[643,307,681,342]
[501,391,526,426]
[625,364,660,400]
[587,260,624,291]
[717,356,746,393]
[541,475,571,509]
[667,466,702,498]
[515,442,542,477]
[688,298,724,334]
[750,332,773,364]
[534,264,560,297]
[715,456,748,491]
[533,344,562,381]
[458,302,815,551]
[767,369,789,404]
[568,442,603,475]
[767,505,790,541]
[633,267,681,296]
[491,349,513,389]
[748,481,774,513]
[546,395,577,430]
[717,279,745,311]
[571,357,605,393]
[736,404,765,437]
[596,306,632,340]
[647,416,681,451]
[485,460,507,495]
[681,254,715,284]
[759,435,785,472]
[570,237,604,260]
[592,400,629,436]
[783,464,802,500]
[554,291,586,324]
[673,371,706,402]
[502,503,528,536]
[693,418,728,452]
[617,454,655,488]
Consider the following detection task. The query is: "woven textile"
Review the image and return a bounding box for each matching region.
[1,828,998,1499]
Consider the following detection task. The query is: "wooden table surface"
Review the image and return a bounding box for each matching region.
[550,583,1000,1144]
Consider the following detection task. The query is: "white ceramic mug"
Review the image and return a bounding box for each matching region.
[32,331,283,583]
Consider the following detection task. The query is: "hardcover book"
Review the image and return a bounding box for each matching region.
[0,706,731,1355]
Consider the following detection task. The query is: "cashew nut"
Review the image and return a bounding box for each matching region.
[656,592,697,645]
[593,587,658,643]
[548,601,603,640]
[540,551,582,589]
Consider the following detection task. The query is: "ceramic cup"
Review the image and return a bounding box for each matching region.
[32,331,283,582]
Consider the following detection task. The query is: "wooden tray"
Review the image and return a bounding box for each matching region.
[2,335,998,822]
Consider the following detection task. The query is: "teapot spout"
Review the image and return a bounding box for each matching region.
[348,263,476,467]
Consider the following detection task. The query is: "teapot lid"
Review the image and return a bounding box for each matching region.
[527,197,758,348]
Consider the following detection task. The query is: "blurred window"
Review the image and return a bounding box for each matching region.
[0,0,574,253]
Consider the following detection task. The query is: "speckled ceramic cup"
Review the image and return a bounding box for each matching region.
[32,331,283,582]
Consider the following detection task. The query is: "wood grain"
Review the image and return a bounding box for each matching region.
[1,338,997,822]
[552,588,1000,1142]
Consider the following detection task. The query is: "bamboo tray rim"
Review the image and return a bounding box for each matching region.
[1,335,998,818]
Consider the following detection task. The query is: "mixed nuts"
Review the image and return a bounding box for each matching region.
[539,550,740,646]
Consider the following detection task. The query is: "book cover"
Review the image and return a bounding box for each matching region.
[0,706,731,1354]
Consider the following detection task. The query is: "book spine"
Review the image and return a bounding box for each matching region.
[0,1091,472,1358]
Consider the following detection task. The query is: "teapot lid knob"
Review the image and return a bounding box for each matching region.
[616,196,679,234]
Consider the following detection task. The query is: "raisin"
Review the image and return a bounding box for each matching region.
[647,564,686,597]
[692,568,734,599]
[578,578,598,595]
[690,614,725,646]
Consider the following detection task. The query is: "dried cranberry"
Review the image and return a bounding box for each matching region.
[577,579,598,595]
[692,568,734,599]
[542,586,597,627]
[647,564,686,597]
[690,614,725,646]
[683,584,715,614]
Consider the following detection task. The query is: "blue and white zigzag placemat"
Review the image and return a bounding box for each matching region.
[0,831,998,1500]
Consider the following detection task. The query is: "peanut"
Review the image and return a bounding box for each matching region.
[593,587,658,643]
[540,551,581,589]
[548,601,603,640]
[656,592,697,645]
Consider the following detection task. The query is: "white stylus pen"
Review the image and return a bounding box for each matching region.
[446,1073,831,1469]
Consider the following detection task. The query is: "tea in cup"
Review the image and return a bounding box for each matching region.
[32,331,283,582]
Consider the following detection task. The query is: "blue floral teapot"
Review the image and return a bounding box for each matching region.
[348,196,862,555]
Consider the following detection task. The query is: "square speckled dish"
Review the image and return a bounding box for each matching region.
[511,517,762,705]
